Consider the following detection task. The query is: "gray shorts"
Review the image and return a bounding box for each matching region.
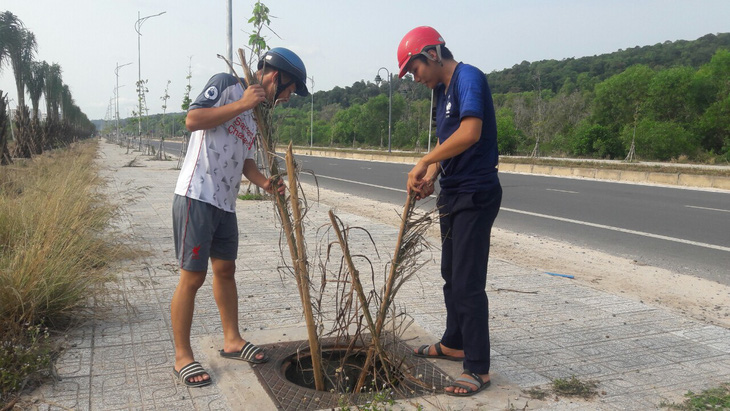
[172,194,238,272]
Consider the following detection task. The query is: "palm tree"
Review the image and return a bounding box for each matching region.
[2,12,36,109]
[0,11,23,73]
[43,63,62,121]
[27,60,45,120]
[0,91,11,164]
[60,83,72,121]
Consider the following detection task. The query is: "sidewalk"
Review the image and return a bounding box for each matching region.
[27,141,730,410]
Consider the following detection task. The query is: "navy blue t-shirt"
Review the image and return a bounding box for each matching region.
[435,62,500,194]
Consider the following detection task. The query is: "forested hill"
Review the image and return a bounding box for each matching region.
[487,32,730,94]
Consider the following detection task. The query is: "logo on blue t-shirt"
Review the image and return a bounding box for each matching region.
[445,98,452,116]
[204,86,219,100]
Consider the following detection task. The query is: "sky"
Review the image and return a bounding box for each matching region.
[1,0,730,122]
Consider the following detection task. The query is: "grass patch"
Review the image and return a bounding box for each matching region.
[0,140,126,403]
[523,375,600,403]
[238,192,268,201]
[551,375,599,399]
[660,383,730,410]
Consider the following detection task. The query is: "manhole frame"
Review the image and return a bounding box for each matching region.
[252,334,451,410]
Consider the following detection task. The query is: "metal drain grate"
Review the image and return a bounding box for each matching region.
[253,335,451,410]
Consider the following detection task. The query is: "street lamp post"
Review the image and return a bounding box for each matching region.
[135,10,166,151]
[115,62,132,144]
[309,76,314,151]
[374,67,392,153]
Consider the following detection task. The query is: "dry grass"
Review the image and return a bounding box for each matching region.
[0,140,126,401]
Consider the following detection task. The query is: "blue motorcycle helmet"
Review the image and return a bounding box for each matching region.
[257,47,309,98]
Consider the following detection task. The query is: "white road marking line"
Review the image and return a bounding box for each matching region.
[309,174,730,253]
[685,205,730,213]
[313,174,406,193]
[503,207,730,253]
[546,188,579,194]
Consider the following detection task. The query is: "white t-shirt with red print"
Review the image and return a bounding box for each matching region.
[174,73,258,213]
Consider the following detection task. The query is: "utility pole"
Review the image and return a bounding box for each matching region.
[227,0,233,74]
[309,76,314,152]
[135,10,166,151]
[115,62,132,144]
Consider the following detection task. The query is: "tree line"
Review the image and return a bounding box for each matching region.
[274,32,730,163]
[0,11,95,165]
[105,31,730,164]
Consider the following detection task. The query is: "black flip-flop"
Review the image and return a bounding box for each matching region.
[413,342,464,362]
[173,361,212,388]
[445,369,491,397]
[219,341,269,364]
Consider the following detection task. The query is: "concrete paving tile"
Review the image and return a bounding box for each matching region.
[189,392,231,411]
[671,324,730,344]
[654,342,727,363]
[89,371,143,408]
[55,347,92,378]
[30,376,90,411]
[61,326,95,350]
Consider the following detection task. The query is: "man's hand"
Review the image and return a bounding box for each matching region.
[407,161,430,200]
[415,179,435,200]
[241,84,267,110]
[262,176,286,196]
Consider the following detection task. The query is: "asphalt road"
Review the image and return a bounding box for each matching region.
[160,140,730,285]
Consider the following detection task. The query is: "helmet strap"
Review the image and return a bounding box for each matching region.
[274,71,296,101]
[421,45,443,66]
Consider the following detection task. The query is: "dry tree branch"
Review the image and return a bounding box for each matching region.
[219,50,325,390]
[354,192,436,392]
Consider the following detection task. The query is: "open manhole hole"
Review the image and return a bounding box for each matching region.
[253,334,451,410]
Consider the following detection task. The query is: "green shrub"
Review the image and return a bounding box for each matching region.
[622,119,698,161]
[0,324,52,402]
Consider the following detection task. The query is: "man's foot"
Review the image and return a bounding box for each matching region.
[413,342,465,361]
[173,361,212,387]
[445,370,490,396]
[220,340,268,364]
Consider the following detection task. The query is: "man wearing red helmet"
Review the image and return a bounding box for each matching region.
[171,48,308,387]
[399,26,502,397]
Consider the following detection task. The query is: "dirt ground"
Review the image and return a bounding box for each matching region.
[300,182,730,329]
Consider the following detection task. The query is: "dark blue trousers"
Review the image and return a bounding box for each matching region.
[437,186,502,374]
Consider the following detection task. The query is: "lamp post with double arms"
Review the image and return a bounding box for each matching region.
[135,11,166,150]
[115,62,132,143]
[309,76,314,150]
[374,67,392,153]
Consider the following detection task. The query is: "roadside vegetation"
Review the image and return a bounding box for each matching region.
[273,34,730,164]
[660,383,730,410]
[0,141,125,406]
[100,31,730,165]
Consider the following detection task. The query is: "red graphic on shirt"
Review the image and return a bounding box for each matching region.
[191,245,201,260]
[227,116,255,149]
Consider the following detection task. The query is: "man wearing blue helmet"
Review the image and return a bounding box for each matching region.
[171,47,308,387]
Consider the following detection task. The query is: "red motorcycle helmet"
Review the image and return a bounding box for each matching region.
[397,26,445,78]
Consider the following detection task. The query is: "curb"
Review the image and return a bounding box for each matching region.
[292,148,730,191]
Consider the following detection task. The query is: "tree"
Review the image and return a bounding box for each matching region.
[698,96,730,156]
[495,107,522,155]
[592,64,654,133]
[646,66,694,124]
[0,91,11,164]
[26,60,45,120]
[181,56,193,111]
[623,119,696,161]
[1,11,36,110]
[330,104,362,146]
[43,63,62,121]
